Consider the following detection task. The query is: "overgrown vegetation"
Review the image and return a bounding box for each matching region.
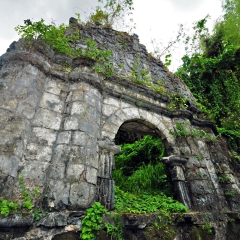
[176,0,240,154]
[0,173,43,219]
[108,134,187,238]
[15,17,114,78]
[114,186,188,214]
[130,54,166,94]
[113,135,173,195]
[80,202,107,240]
[170,120,216,141]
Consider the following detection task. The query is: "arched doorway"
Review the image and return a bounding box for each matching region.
[113,119,173,197]
[97,116,192,210]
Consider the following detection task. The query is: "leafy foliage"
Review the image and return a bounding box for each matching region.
[15,18,114,78]
[105,215,123,240]
[80,202,107,240]
[96,0,134,30]
[114,186,188,214]
[176,1,240,154]
[130,54,166,94]
[113,134,187,220]
[0,198,18,217]
[0,173,42,218]
[170,120,216,141]
[113,162,172,196]
[114,135,164,175]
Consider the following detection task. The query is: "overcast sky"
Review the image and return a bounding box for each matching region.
[0,0,223,71]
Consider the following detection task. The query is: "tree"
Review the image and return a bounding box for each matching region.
[176,0,240,153]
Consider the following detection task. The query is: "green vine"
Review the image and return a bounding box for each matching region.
[80,202,107,240]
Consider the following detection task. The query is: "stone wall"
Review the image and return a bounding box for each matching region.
[0,18,240,239]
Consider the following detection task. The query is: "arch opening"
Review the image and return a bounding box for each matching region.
[113,118,174,198]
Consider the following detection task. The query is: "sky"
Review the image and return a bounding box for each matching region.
[0,0,223,71]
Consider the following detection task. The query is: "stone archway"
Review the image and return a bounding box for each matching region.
[97,109,192,210]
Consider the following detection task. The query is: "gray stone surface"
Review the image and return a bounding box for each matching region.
[32,108,62,130]
[0,214,33,228]
[0,18,239,240]
[37,212,67,227]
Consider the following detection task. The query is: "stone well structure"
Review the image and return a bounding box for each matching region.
[0,18,240,239]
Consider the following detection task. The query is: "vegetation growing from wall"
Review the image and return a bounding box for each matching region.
[0,173,43,219]
[80,202,107,240]
[15,18,114,78]
[170,120,217,141]
[112,134,187,233]
[176,0,240,154]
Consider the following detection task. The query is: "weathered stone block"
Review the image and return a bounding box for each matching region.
[37,212,67,227]
[48,163,66,180]
[32,127,57,145]
[47,181,70,210]
[82,148,98,169]
[40,92,64,113]
[32,108,62,130]
[64,115,78,130]
[103,97,120,108]
[0,154,20,177]
[22,161,49,182]
[13,139,24,158]
[120,100,132,109]
[51,144,71,164]
[102,123,118,136]
[172,166,185,181]
[84,93,97,107]
[0,214,33,228]
[0,130,19,151]
[0,109,12,130]
[71,102,86,115]
[86,167,97,184]
[56,131,72,144]
[25,143,52,162]
[69,182,95,209]
[102,104,118,117]
[197,140,211,159]
[72,131,88,146]
[190,180,214,195]
[123,107,140,120]
[45,78,64,95]
[72,90,84,101]
[66,164,85,181]
[185,156,201,168]
[79,118,96,134]
[1,96,18,111]
[161,115,173,129]
[16,104,35,119]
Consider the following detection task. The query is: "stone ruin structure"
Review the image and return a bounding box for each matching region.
[0,17,240,239]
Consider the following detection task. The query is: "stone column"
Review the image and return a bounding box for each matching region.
[161,155,192,209]
[97,139,120,210]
